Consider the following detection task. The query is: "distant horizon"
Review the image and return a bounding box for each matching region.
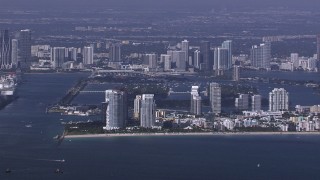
[1,0,320,11]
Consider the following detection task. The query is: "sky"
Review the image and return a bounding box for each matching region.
[1,0,320,11]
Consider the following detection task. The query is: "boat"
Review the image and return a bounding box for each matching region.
[54,168,63,174]
[25,124,32,128]
[5,168,11,173]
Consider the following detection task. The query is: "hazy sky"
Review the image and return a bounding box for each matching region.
[1,0,320,11]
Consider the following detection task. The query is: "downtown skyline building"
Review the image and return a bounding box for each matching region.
[194,50,201,69]
[221,40,233,70]
[144,53,157,69]
[214,47,229,74]
[269,88,289,112]
[0,30,12,69]
[200,41,211,71]
[250,42,271,69]
[18,29,32,70]
[181,40,189,65]
[140,94,156,128]
[103,90,127,130]
[209,82,221,115]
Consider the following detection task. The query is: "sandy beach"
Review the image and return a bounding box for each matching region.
[64,132,320,139]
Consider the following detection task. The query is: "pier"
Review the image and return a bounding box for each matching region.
[58,79,88,106]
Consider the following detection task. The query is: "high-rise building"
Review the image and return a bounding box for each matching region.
[214,47,229,73]
[51,47,66,68]
[0,30,12,69]
[209,83,221,114]
[133,95,142,119]
[103,90,127,130]
[200,41,211,71]
[221,40,232,70]
[140,94,156,128]
[11,39,18,67]
[252,95,262,112]
[144,54,157,69]
[194,50,201,69]
[18,29,32,70]
[250,42,271,69]
[190,86,202,115]
[290,53,299,69]
[109,43,121,62]
[161,54,171,71]
[317,35,320,61]
[83,46,94,65]
[235,94,249,110]
[173,51,186,71]
[68,47,78,61]
[269,88,289,112]
[181,40,189,64]
[233,66,240,81]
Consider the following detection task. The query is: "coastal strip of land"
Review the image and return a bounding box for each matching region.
[65,132,320,139]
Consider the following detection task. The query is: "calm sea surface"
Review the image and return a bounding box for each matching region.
[1,72,320,180]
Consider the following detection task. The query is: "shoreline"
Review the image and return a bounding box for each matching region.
[64,131,320,139]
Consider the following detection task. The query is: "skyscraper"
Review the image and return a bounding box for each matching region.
[51,47,65,68]
[209,83,221,115]
[68,47,78,61]
[103,90,127,130]
[181,40,189,64]
[252,95,262,112]
[18,29,32,70]
[0,30,12,69]
[194,50,201,69]
[133,95,142,119]
[214,47,229,72]
[269,88,289,112]
[144,53,157,69]
[11,39,18,67]
[140,94,156,128]
[83,46,94,65]
[161,54,171,71]
[109,43,121,62]
[200,41,211,71]
[173,51,186,71]
[235,94,249,110]
[190,86,202,115]
[233,66,240,81]
[317,34,320,61]
[250,42,271,69]
[290,53,299,69]
[221,40,232,70]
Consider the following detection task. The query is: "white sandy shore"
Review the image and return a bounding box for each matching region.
[64,132,320,139]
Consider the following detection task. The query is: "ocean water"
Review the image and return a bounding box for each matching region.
[1,72,320,180]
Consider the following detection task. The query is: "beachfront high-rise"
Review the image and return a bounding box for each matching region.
[235,94,249,110]
[190,86,202,115]
[269,88,289,112]
[140,94,156,128]
[103,90,127,130]
[51,47,66,68]
[133,95,142,119]
[252,95,262,112]
[83,46,94,65]
[209,83,221,115]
